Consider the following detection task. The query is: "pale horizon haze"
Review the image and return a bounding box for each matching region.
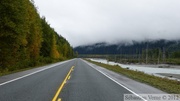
[34,0,180,47]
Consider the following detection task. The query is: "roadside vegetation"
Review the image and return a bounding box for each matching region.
[0,0,74,76]
[85,59,180,94]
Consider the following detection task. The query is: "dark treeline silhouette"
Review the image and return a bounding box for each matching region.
[75,40,180,55]
[74,39,180,64]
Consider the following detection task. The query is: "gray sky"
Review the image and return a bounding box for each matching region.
[34,0,180,47]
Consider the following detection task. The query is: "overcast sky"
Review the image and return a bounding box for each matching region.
[34,0,180,47]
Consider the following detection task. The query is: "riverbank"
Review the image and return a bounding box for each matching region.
[89,58,180,81]
[85,59,180,94]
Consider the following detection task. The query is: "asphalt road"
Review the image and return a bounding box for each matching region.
[0,58,148,101]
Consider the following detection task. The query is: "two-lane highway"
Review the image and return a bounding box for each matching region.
[59,59,132,101]
[0,58,145,101]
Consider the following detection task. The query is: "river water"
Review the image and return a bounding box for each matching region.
[90,58,180,81]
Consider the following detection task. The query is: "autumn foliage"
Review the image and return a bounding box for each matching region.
[0,0,74,72]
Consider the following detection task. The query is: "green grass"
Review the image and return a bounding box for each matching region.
[0,66,40,76]
[85,59,180,94]
[0,62,53,77]
[0,58,68,77]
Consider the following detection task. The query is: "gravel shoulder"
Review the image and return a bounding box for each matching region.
[157,73,180,79]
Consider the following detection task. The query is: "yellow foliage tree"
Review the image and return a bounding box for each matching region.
[50,34,60,59]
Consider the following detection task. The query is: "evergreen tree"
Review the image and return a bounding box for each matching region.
[26,1,42,63]
[0,0,74,72]
[0,0,29,69]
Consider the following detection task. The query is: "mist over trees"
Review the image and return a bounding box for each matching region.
[0,0,74,72]
[74,40,180,55]
[74,40,180,64]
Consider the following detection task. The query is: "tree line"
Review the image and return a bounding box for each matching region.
[0,0,74,72]
[75,40,180,64]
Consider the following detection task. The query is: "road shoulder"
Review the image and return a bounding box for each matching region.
[84,59,166,94]
[0,59,73,85]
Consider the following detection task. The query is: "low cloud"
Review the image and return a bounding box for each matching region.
[35,0,180,47]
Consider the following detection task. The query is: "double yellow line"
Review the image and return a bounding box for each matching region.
[52,66,74,101]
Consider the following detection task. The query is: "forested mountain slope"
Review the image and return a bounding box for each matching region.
[0,0,74,72]
[74,39,180,64]
[74,39,180,57]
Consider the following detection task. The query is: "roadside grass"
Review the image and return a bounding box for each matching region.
[85,59,180,94]
[0,66,40,77]
[0,58,68,77]
[0,63,54,77]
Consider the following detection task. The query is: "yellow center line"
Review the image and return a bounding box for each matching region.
[68,76,71,80]
[52,66,74,101]
[57,98,61,101]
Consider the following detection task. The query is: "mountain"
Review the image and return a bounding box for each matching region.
[74,39,180,55]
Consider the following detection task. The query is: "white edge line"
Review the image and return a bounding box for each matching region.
[0,59,73,86]
[83,59,148,101]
